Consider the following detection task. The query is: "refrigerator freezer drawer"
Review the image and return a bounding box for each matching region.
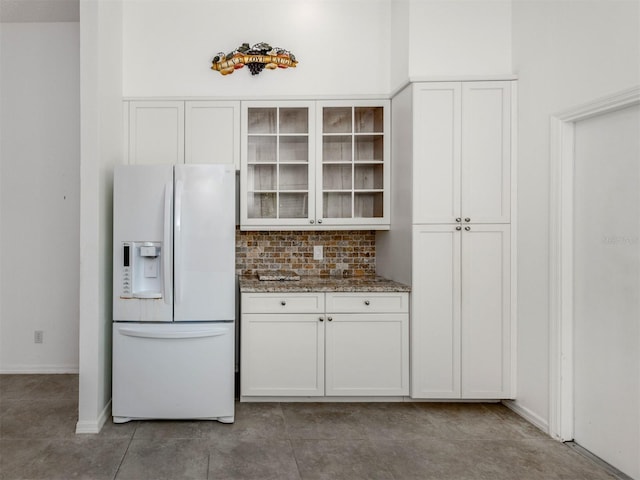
[112,323,235,423]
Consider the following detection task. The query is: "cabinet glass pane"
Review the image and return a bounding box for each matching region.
[248,164,276,190]
[355,135,383,162]
[279,108,308,134]
[247,192,276,218]
[354,164,383,190]
[323,164,352,190]
[323,136,352,162]
[355,107,384,133]
[323,107,352,134]
[248,108,276,134]
[280,136,309,162]
[279,193,308,218]
[280,164,308,191]
[323,192,352,218]
[354,192,383,218]
[248,136,276,162]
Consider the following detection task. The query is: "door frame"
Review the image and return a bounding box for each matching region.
[548,86,640,441]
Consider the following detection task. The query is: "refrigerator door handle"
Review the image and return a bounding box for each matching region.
[174,179,184,305]
[163,181,173,306]
[118,326,229,340]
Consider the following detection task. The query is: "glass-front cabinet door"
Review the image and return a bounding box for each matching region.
[240,100,389,230]
[241,101,315,228]
[317,100,390,227]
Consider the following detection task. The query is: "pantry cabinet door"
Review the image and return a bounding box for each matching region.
[412,83,462,224]
[411,225,462,398]
[185,101,240,167]
[241,313,324,397]
[461,82,511,224]
[129,101,184,165]
[460,224,511,398]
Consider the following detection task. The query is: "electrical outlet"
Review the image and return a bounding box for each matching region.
[34,330,43,344]
[313,245,323,260]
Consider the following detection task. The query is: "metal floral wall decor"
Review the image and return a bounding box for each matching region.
[211,42,298,76]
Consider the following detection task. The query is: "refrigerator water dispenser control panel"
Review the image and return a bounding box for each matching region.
[120,241,163,299]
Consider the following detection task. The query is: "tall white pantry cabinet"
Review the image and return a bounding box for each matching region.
[379,80,517,399]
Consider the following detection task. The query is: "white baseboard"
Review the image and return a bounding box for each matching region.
[502,399,550,435]
[75,399,111,434]
[0,365,79,374]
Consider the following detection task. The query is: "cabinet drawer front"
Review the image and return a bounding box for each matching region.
[242,293,324,313]
[326,292,409,313]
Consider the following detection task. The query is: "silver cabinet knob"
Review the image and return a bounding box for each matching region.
[456,226,462,231]
[328,316,333,321]
[317,219,323,224]
[364,300,370,306]
[455,218,462,222]
[465,226,471,231]
[281,300,286,306]
[464,217,471,222]
[319,317,324,322]
[309,219,315,224]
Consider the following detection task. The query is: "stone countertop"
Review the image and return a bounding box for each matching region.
[239,275,411,293]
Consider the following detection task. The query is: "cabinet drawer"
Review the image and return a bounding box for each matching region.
[326,292,409,313]
[242,292,324,314]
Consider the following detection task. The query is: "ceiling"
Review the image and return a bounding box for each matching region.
[1,0,79,23]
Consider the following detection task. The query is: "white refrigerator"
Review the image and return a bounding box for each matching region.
[112,164,235,423]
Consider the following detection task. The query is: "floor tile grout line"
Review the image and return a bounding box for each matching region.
[288,437,304,480]
[112,423,137,480]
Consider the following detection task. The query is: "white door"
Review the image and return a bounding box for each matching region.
[460,224,511,398]
[241,313,325,397]
[129,101,184,165]
[412,83,461,224]
[325,313,408,396]
[411,225,461,398]
[174,165,235,322]
[185,101,240,167]
[573,104,639,479]
[112,165,174,322]
[461,82,511,224]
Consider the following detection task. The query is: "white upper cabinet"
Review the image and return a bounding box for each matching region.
[241,101,316,229]
[240,100,390,230]
[129,101,185,165]
[126,100,240,167]
[316,101,390,229]
[413,81,511,224]
[185,101,240,166]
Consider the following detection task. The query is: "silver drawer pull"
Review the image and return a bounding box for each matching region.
[319,317,324,322]
[364,300,370,306]
[280,301,286,306]
[328,316,333,321]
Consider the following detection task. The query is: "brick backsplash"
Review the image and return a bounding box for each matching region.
[236,229,376,277]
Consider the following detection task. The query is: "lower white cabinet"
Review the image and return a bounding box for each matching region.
[411,224,512,399]
[241,291,409,398]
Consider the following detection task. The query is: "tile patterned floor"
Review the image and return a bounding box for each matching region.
[0,374,619,480]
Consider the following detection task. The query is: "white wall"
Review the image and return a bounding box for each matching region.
[408,0,512,78]
[123,0,391,98]
[511,0,640,429]
[76,0,123,433]
[0,22,80,373]
[390,0,410,92]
